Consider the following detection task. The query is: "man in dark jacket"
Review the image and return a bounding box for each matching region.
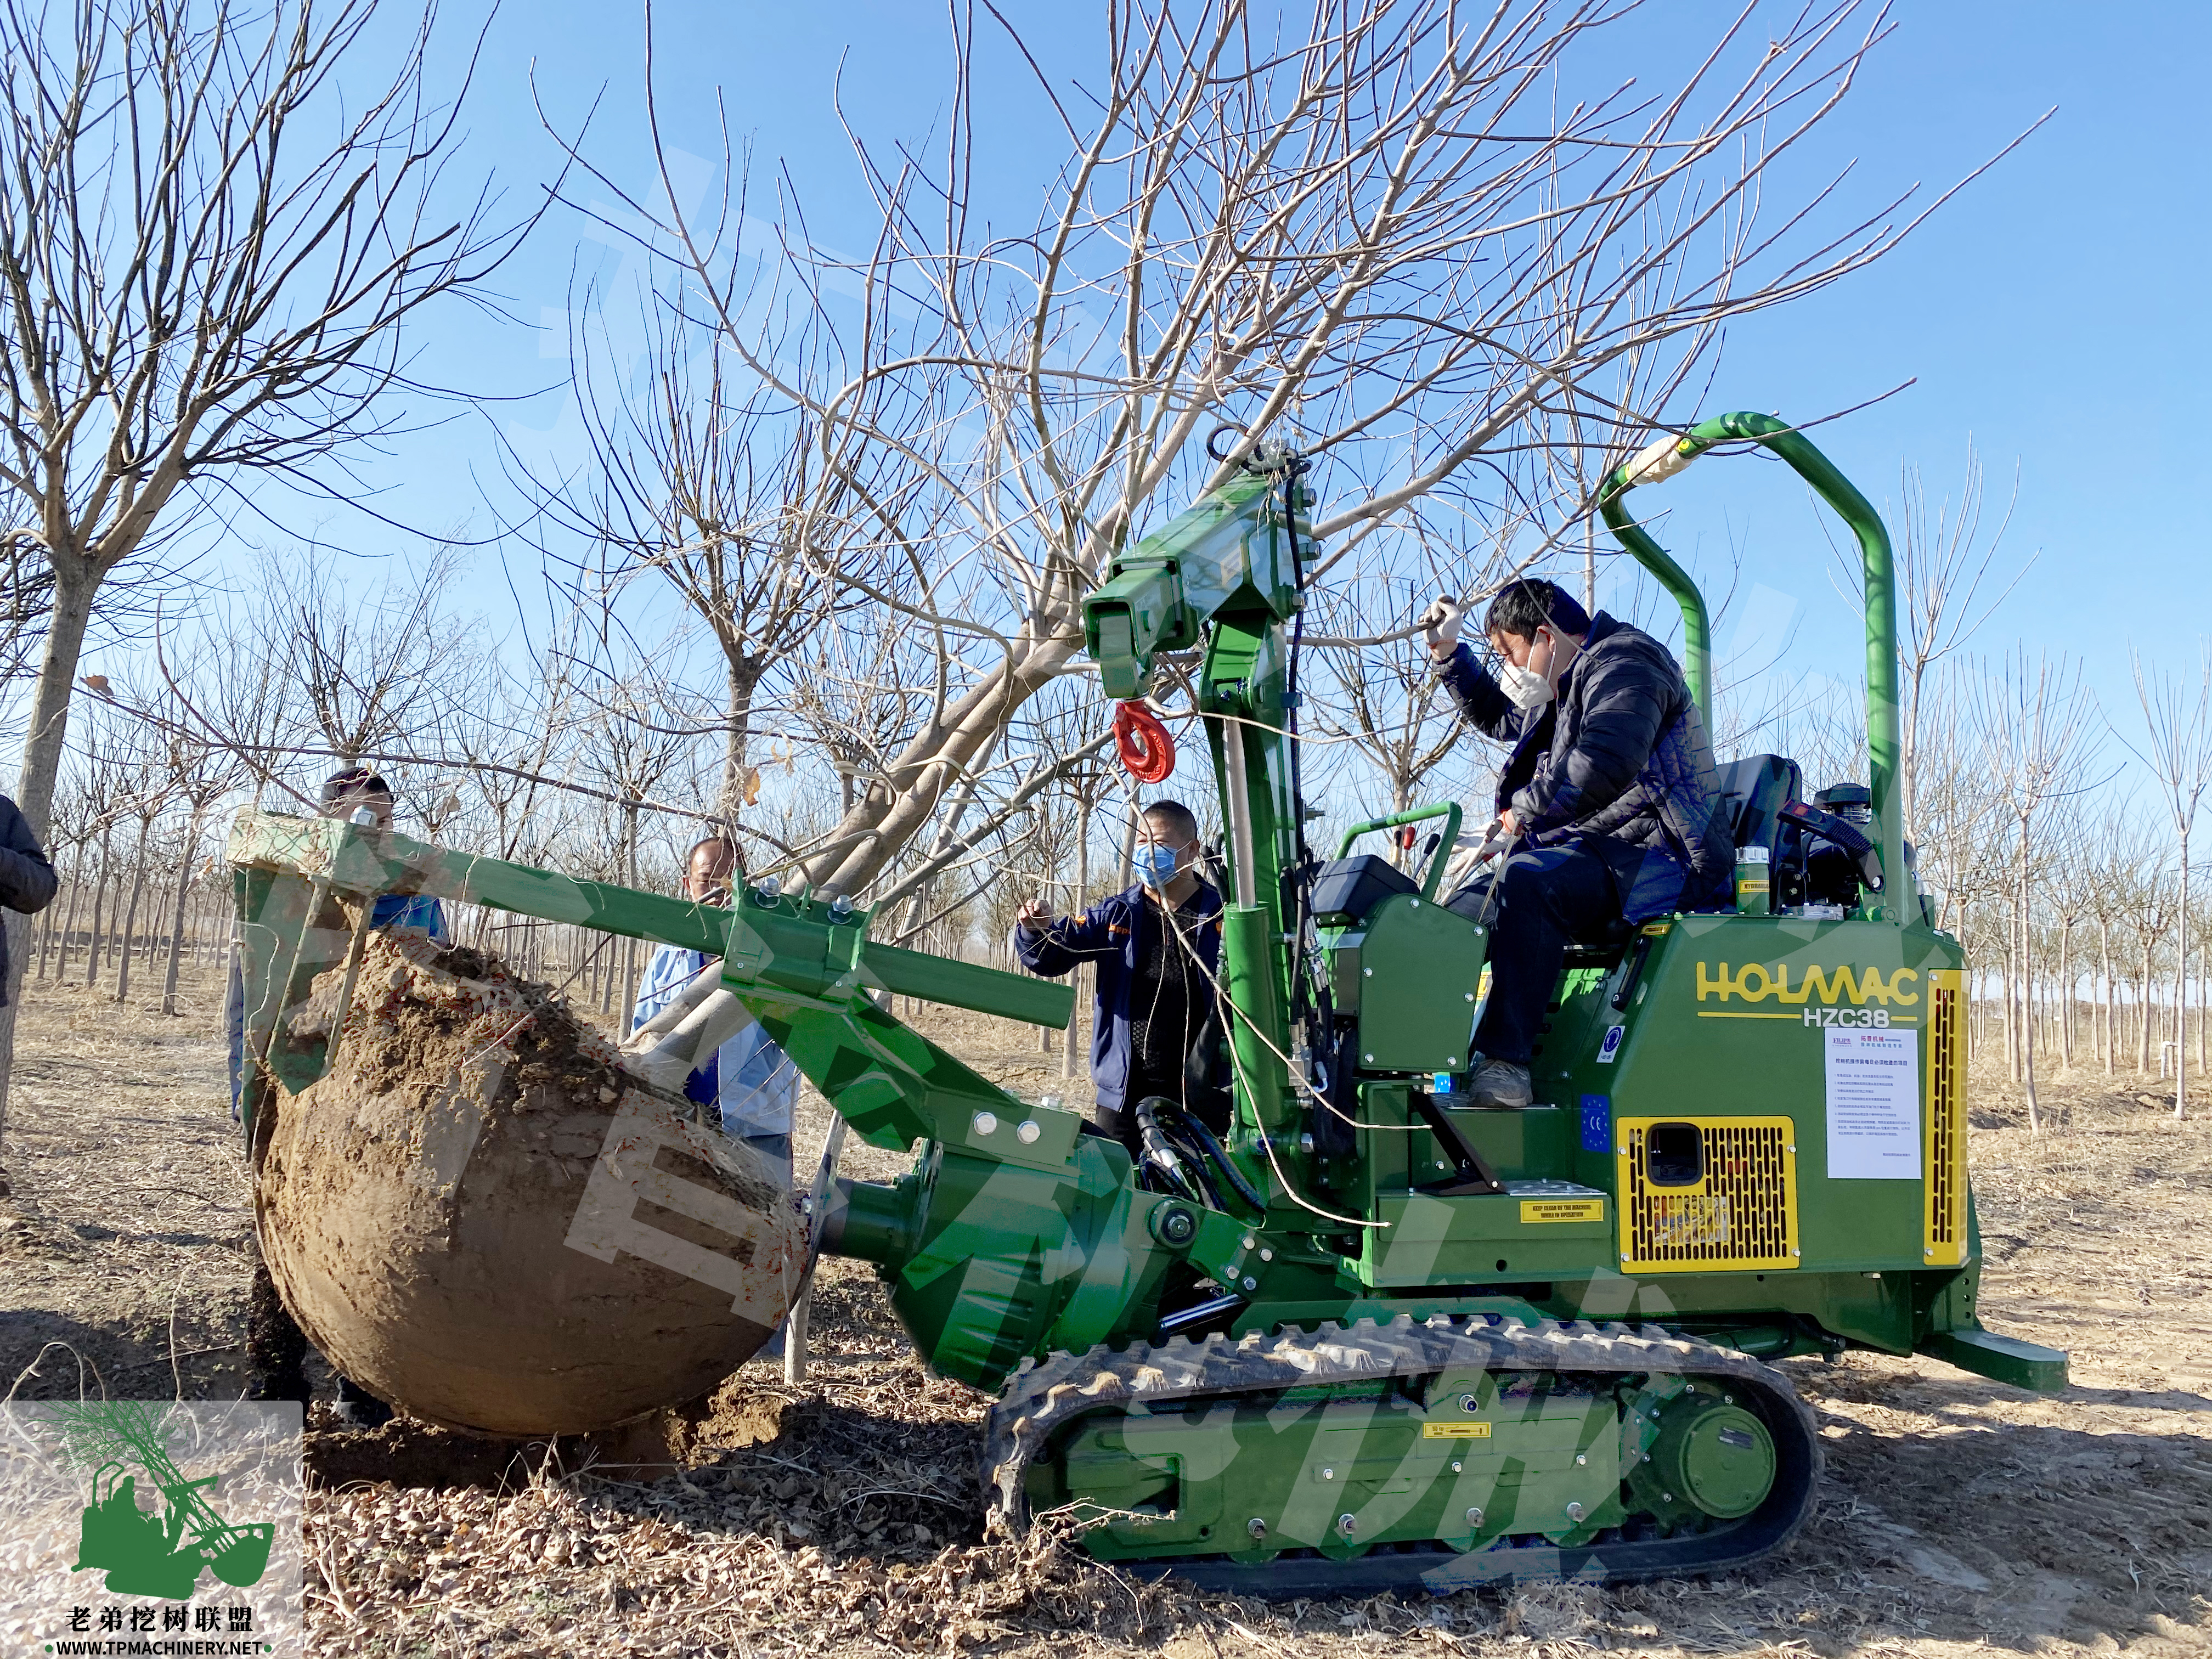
[1424,578,1730,1108]
[0,789,59,1008]
[0,791,56,1199]
[1013,800,1224,1159]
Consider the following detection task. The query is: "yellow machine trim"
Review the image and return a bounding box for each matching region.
[1923,969,1968,1266]
[1615,1116,1799,1273]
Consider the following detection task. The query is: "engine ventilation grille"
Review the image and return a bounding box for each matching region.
[1616,1116,1798,1273]
[1924,968,1967,1266]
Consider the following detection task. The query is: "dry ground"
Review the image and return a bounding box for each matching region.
[2,973,2208,1658]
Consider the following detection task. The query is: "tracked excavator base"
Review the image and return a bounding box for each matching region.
[986,1314,1820,1596]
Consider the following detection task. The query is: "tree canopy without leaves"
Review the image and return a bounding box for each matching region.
[551,0,1984,899]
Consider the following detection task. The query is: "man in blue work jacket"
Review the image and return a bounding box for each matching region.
[629,833,798,1185]
[1013,800,1223,1159]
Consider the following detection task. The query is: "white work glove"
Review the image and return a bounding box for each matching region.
[1418,594,1466,660]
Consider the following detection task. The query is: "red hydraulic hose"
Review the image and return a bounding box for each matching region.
[1114,701,1176,783]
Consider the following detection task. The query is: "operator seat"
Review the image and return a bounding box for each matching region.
[1715,753,1802,861]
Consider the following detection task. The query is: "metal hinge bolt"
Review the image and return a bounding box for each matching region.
[1246,1517,1268,1540]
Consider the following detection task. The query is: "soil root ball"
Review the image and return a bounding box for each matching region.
[256,931,804,1437]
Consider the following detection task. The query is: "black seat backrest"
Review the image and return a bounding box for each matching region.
[1714,754,1802,859]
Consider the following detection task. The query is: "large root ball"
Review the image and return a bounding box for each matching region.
[256,932,806,1437]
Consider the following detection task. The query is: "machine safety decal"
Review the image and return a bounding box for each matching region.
[1825,1027,1922,1179]
[1521,1198,1604,1224]
[1421,1421,1494,1439]
[1579,1094,1610,1152]
[1595,1024,1625,1063]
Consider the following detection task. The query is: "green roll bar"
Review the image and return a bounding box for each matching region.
[1598,412,1909,926]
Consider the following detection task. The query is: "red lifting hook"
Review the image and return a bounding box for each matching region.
[1113,701,1176,783]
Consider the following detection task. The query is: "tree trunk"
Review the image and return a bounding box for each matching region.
[2018,820,2040,1133]
[2057,917,2074,1071]
[2138,943,2154,1074]
[2098,916,2113,1075]
[720,659,761,824]
[36,871,66,980]
[161,820,203,1017]
[113,821,152,1005]
[82,843,111,990]
[808,643,1076,895]
[52,870,83,984]
[2176,833,2191,1120]
[2002,884,2020,1082]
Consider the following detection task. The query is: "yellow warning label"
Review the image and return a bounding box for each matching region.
[1421,1421,1493,1439]
[1520,1199,1604,1224]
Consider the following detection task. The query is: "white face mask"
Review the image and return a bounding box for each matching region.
[1497,628,1559,709]
[1498,661,1554,709]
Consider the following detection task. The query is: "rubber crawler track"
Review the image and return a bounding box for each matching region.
[983,1313,1821,1596]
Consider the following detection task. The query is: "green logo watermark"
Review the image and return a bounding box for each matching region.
[1,1402,301,1655]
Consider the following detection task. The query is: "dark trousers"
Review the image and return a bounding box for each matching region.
[1445,843,1622,1065]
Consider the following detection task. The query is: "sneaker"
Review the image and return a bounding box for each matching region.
[330,1375,393,1431]
[1465,1058,1533,1110]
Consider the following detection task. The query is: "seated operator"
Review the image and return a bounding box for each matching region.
[1421,578,1731,1109]
[1012,800,1224,1160]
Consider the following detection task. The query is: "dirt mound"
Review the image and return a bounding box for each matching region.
[256,932,806,1437]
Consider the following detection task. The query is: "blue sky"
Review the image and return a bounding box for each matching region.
[188,0,2211,772]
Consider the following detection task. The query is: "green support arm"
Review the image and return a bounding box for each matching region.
[1600,413,1912,925]
[226,809,1079,1166]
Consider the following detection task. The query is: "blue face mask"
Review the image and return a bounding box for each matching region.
[1134,842,1187,888]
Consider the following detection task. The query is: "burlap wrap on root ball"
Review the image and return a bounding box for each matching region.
[255,930,806,1437]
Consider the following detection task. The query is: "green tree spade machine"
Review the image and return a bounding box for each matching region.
[232,412,2064,1593]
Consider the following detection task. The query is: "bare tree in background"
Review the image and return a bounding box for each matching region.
[0,0,528,1145]
[1887,445,2026,831]
[539,281,845,823]
[2044,823,2102,1073]
[2124,642,2212,1119]
[262,545,472,771]
[1977,651,2100,1132]
[554,0,1995,900]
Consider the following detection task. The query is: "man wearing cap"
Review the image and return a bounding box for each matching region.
[1419,579,1730,1108]
[234,769,448,1426]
